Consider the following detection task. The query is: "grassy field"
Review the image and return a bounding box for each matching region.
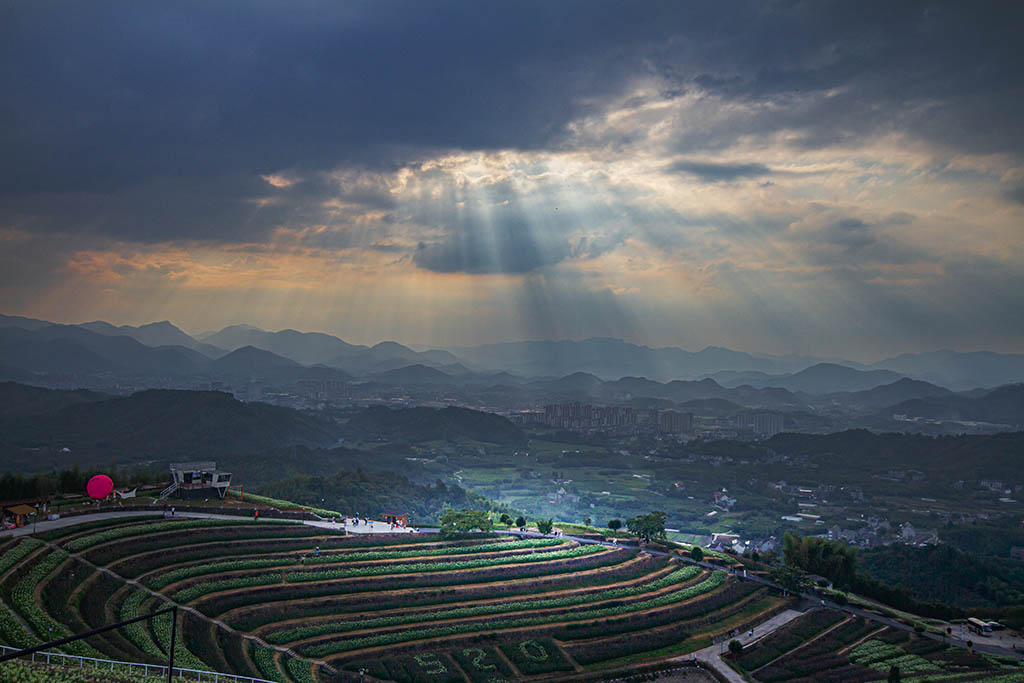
[0,516,793,682]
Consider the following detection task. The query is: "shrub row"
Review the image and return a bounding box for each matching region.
[149,606,207,671]
[569,593,785,667]
[365,652,464,683]
[9,550,102,658]
[776,616,877,662]
[225,550,654,631]
[266,564,702,644]
[112,532,394,579]
[40,516,164,542]
[730,608,846,671]
[0,599,33,648]
[554,578,759,641]
[66,519,297,552]
[0,660,170,683]
[82,524,325,566]
[177,545,606,603]
[285,656,318,683]
[118,590,165,661]
[0,538,43,576]
[301,570,727,657]
[285,544,601,583]
[497,638,574,675]
[250,643,283,682]
[146,538,563,589]
[74,571,153,663]
[203,549,640,625]
[449,646,516,682]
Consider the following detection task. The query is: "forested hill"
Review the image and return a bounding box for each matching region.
[764,429,1024,481]
[342,405,526,445]
[860,543,1024,609]
[0,385,340,472]
[254,469,510,524]
[0,381,111,419]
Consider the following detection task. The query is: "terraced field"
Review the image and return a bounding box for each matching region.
[0,516,789,682]
[726,608,1024,682]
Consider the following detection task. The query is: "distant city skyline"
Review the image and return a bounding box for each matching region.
[2,2,1023,361]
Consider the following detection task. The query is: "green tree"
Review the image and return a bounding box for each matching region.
[690,546,704,562]
[515,516,526,528]
[728,640,743,655]
[439,509,493,538]
[536,519,554,534]
[607,519,622,531]
[626,511,667,542]
[582,516,592,527]
[772,565,811,595]
[499,513,512,526]
[782,532,857,588]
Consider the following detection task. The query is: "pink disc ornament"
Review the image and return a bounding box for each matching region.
[86,474,114,500]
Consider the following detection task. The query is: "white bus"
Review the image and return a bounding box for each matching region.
[967,617,992,635]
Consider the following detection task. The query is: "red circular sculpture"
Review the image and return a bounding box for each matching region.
[86,474,114,500]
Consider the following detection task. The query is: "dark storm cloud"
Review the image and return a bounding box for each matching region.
[1,0,1022,247]
[668,160,773,182]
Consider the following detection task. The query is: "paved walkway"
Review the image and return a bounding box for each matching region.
[1,509,432,538]
[672,609,805,683]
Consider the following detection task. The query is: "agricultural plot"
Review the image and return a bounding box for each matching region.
[0,517,790,682]
[726,609,1024,682]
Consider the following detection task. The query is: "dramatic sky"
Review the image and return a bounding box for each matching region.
[2,1,1023,360]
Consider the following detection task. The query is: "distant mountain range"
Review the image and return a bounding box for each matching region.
[3,312,1024,396]
[0,383,341,472]
[883,383,1024,426]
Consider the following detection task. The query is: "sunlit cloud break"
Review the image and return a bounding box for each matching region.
[1,1,1022,360]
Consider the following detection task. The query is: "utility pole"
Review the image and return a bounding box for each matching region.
[167,606,177,683]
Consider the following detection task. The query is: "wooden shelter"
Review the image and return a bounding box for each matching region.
[381,513,408,527]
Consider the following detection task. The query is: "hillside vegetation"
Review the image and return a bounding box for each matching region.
[0,516,791,682]
[255,470,510,524]
[342,406,527,445]
[0,385,339,472]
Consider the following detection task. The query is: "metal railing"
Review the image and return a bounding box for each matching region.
[158,481,181,500]
[0,644,276,682]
